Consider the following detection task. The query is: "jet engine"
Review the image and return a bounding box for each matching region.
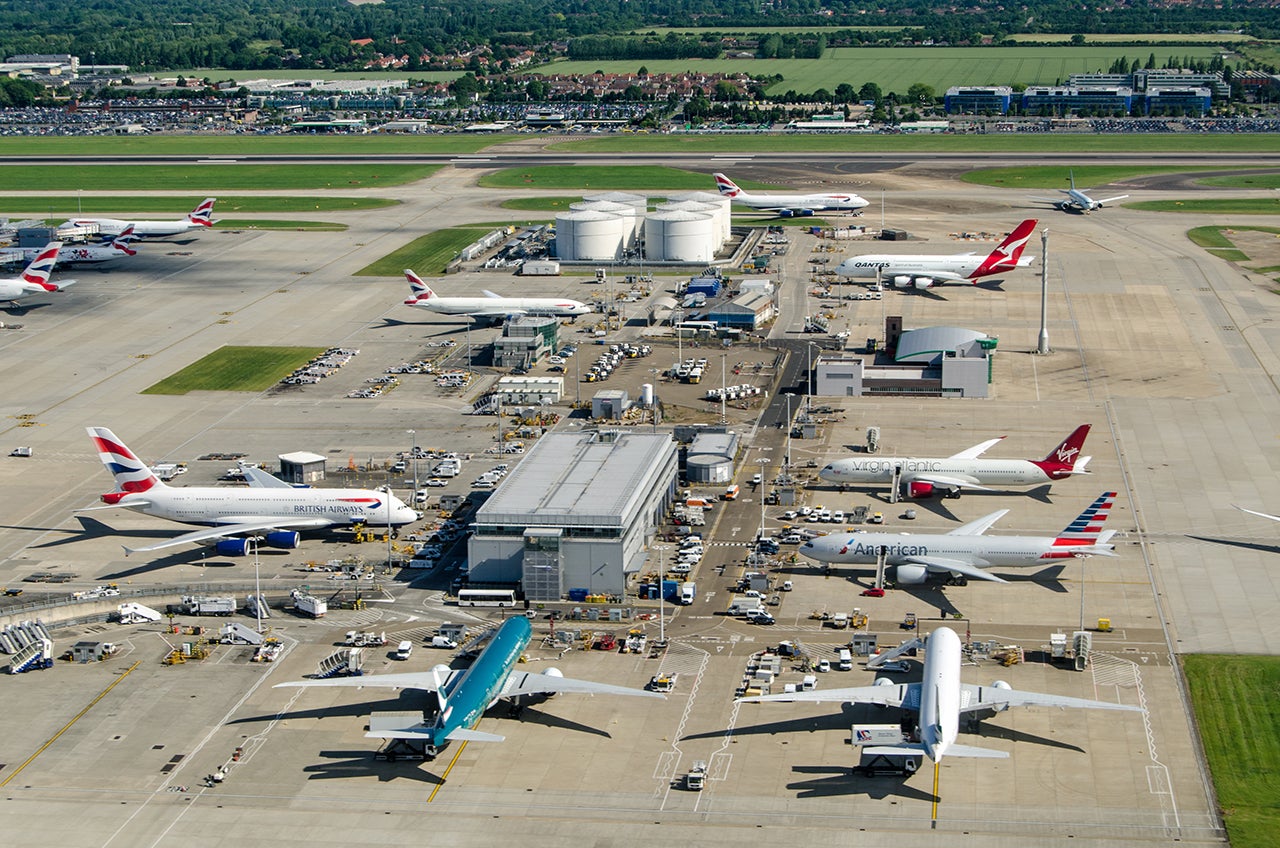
[874,676,896,687]
[895,563,930,585]
[544,666,564,696]
[913,278,935,290]
[989,680,1011,711]
[893,275,913,288]
[263,531,301,550]
[214,538,250,556]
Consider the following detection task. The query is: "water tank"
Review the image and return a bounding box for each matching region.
[686,453,734,484]
[667,191,732,243]
[570,200,640,249]
[554,210,625,261]
[641,383,654,407]
[644,210,715,263]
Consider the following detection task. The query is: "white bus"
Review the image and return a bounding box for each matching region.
[457,588,518,607]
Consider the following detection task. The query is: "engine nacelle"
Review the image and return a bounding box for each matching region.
[990,679,1011,711]
[798,208,815,216]
[895,563,929,585]
[874,676,895,687]
[779,208,795,218]
[264,530,301,550]
[893,275,913,288]
[544,667,564,678]
[913,277,935,290]
[907,481,936,499]
[214,538,250,557]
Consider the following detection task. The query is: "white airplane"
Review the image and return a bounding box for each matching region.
[835,218,1037,289]
[740,625,1141,762]
[1031,171,1128,213]
[713,172,869,217]
[64,197,216,237]
[402,270,593,322]
[0,226,139,267]
[81,427,418,556]
[819,424,1092,499]
[1234,505,1280,523]
[0,242,76,306]
[798,492,1118,585]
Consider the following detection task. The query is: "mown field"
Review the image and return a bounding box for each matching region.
[0,136,496,157]
[355,228,499,277]
[479,166,770,191]
[962,165,1222,188]
[0,164,439,191]
[0,196,397,216]
[553,134,1280,154]
[1182,654,1280,848]
[1128,199,1280,215]
[529,45,1222,94]
[143,346,323,394]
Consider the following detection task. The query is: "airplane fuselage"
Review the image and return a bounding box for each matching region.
[837,253,985,280]
[0,245,125,266]
[409,297,592,319]
[67,217,199,238]
[820,457,1066,489]
[107,484,418,527]
[918,626,961,760]
[800,531,1090,568]
[427,616,533,754]
[733,192,869,212]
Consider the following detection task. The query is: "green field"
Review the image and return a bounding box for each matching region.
[1187,225,1257,261]
[1127,199,1280,215]
[529,45,1222,94]
[1005,33,1251,43]
[1198,173,1280,189]
[0,136,499,157]
[0,196,397,216]
[143,346,324,394]
[1183,655,1280,848]
[355,228,497,277]
[479,166,766,190]
[500,196,586,212]
[0,164,440,191]
[962,165,1217,189]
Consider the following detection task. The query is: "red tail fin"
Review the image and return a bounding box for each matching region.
[971,218,1037,278]
[1030,424,1090,479]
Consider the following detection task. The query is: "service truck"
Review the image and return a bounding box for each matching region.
[680,583,696,605]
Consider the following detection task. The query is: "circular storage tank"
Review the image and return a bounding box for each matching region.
[657,200,726,249]
[640,383,654,407]
[686,453,733,484]
[570,200,640,249]
[644,210,715,263]
[554,210,625,261]
[583,191,647,216]
[668,191,732,243]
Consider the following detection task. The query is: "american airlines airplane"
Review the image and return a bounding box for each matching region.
[819,424,1092,499]
[82,427,418,556]
[1031,171,1128,213]
[740,625,1140,763]
[277,615,662,758]
[0,242,75,306]
[798,492,1119,584]
[713,173,869,216]
[403,270,593,321]
[0,226,139,267]
[65,197,217,237]
[835,218,1037,289]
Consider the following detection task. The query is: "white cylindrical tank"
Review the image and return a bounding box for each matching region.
[640,383,654,407]
[668,191,732,242]
[554,210,625,261]
[644,210,715,263]
[657,201,725,248]
[571,200,640,249]
[583,191,647,216]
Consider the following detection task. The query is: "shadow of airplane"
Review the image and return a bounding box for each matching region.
[975,279,1007,292]
[1186,534,1280,556]
[302,750,444,785]
[786,764,939,802]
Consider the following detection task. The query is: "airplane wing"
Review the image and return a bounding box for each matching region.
[945,509,1009,536]
[866,742,1008,759]
[901,555,1008,583]
[366,726,505,744]
[949,437,1005,460]
[122,516,334,555]
[275,668,460,693]
[1235,504,1280,523]
[905,472,993,493]
[500,670,665,700]
[740,682,921,710]
[958,682,1142,714]
[482,290,504,298]
[474,308,527,318]
[241,465,295,489]
[1094,194,1129,205]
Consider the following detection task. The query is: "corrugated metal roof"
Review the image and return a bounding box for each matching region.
[895,326,988,364]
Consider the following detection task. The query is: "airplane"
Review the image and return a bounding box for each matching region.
[1030,171,1129,213]
[80,427,419,556]
[797,492,1119,585]
[402,270,593,322]
[275,615,663,758]
[834,218,1038,289]
[819,424,1092,499]
[713,172,870,217]
[739,625,1141,763]
[64,197,217,237]
[0,242,76,306]
[0,226,139,267]
[1234,505,1280,523]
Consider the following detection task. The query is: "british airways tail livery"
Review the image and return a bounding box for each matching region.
[0,226,139,267]
[82,427,418,557]
[403,269,592,322]
[835,218,1038,289]
[0,242,76,304]
[713,172,869,217]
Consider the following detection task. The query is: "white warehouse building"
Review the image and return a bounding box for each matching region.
[466,430,679,601]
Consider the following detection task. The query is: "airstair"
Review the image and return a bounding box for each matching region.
[866,636,924,670]
[8,636,53,673]
[218,622,265,646]
[316,647,364,678]
[0,620,51,654]
[117,602,163,624]
[470,392,499,415]
[245,594,271,619]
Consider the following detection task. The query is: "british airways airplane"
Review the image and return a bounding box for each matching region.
[66,197,217,237]
[402,270,592,321]
[713,173,869,217]
[81,427,418,556]
[277,615,662,758]
[0,242,75,305]
[0,226,139,267]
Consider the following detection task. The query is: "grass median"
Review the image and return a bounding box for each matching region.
[143,346,324,394]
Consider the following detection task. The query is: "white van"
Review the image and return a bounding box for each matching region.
[395,640,413,660]
[728,599,764,616]
[837,648,853,671]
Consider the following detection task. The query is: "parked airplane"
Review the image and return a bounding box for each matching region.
[65,197,217,237]
[1234,505,1280,523]
[713,172,869,217]
[0,242,75,306]
[276,615,662,758]
[798,492,1119,584]
[740,625,1140,762]
[1031,172,1128,213]
[81,427,418,556]
[403,270,593,321]
[834,218,1038,289]
[0,226,139,267]
[819,424,1092,499]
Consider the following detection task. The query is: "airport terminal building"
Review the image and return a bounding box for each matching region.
[466,430,678,601]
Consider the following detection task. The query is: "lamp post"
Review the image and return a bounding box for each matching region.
[655,545,669,644]
[805,342,819,413]
[408,429,418,504]
[252,537,263,633]
[783,392,793,473]
[757,458,771,542]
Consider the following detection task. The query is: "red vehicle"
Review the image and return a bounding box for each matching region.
[860,588,885,598]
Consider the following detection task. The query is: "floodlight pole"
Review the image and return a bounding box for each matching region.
[1037,228,1051,355]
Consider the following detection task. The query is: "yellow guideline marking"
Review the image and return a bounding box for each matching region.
[931,760,940,826]
[427,739,469,803]
[1,660,141,787]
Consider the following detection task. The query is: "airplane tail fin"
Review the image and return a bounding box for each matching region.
[1037,424,1091,471]
[404,269,435,303]
[86,426,163,495]
[1045,492,1118,557]
[20,242,63,291]
[713,172,743,198]
[1068,170,1077,190]
[970,219,1037,278]
[110,225,139,256]
[187,198,217,227]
